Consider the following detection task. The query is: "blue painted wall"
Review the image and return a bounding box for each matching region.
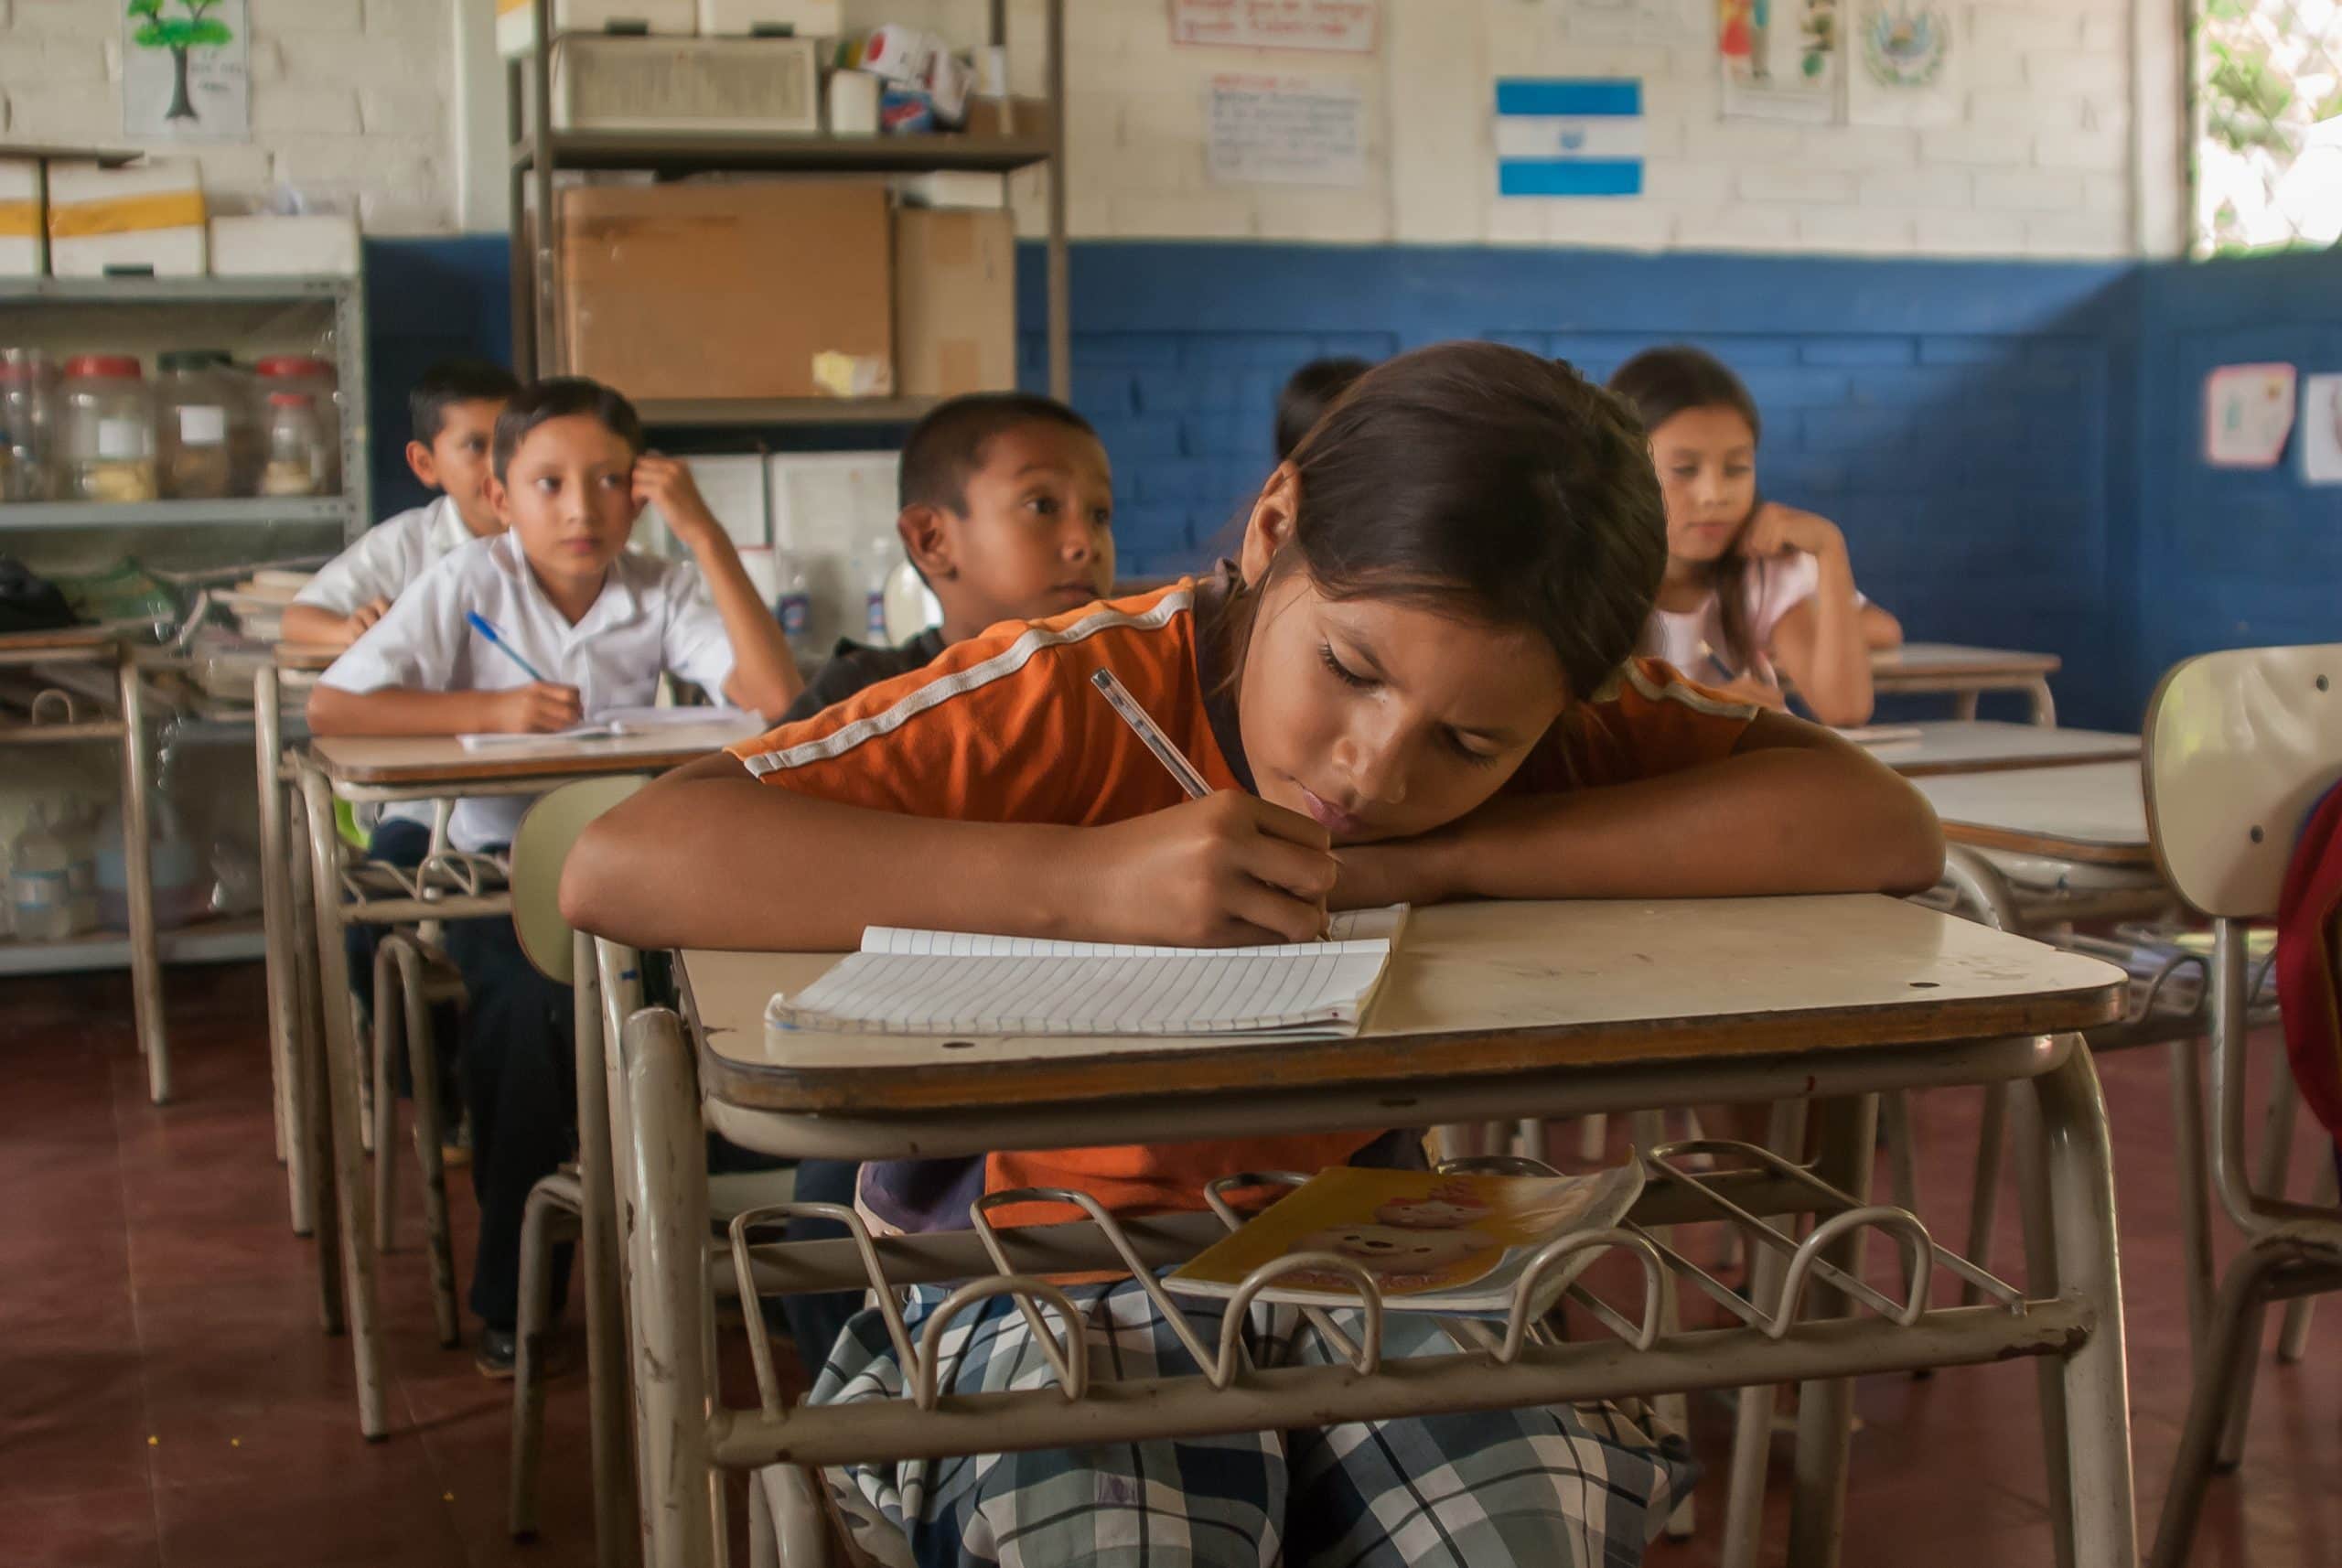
[363,235,2342,730]
[2131,251,2342,707]
[1014,243,2140,726]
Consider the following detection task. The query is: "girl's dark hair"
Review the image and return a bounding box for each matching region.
[1249,340,1666,705]
[492,377,644,480]
[1606,345,1764,674]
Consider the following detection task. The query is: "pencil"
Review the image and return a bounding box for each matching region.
[1088,668,1211,799]
[467,610,551,683]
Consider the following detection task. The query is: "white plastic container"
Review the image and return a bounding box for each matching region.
[544,34,820,134]
[208,214,360,277]
[9,805,79,941]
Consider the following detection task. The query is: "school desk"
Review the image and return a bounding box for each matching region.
[1868,720,2139,779]
[285,718,760,1443]
[0,626,166,1099]
[254,645,336,1235]
[1872,642,2063,725]
[598,897,2136,1568]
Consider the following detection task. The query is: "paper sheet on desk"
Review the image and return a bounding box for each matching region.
[765,906,1408,1039]
[456,706,755,750]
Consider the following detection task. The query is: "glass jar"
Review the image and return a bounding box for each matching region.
[61,354,157,504]
[156,349,242,500]
[260,392,327,498]
[0,348,58,503]
[253,354,340,494]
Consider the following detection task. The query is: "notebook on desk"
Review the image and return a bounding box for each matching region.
[455,705,755,750]
[763,906,1409,1041]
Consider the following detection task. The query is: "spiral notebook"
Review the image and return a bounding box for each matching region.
[763,906,1409,1040]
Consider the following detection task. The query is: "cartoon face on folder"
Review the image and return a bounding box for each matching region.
[1295,1220,1505,1294]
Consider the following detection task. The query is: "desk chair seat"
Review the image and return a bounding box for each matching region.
[2143,643,2342,1567]
[1968,845,2166,897]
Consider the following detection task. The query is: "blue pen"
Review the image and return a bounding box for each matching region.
[467,611,550,682]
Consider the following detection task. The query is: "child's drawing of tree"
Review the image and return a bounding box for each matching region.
[127,0,233,124]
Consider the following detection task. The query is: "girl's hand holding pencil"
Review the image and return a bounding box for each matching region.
[1083,791,1338,948]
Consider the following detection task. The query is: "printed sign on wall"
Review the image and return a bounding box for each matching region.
[1171,0,1378,53]
[1207,73,1368,187]
[2204,362,2299,469]
[1718,0,1841,123]
[2301,374,2342,485]
[1495,78,1646,197]
[124,0,250,143]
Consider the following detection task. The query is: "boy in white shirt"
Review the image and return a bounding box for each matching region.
[283,358,521,651]
[309,377,803,1372]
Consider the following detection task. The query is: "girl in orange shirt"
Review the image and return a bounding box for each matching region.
[570,341,1941,1567]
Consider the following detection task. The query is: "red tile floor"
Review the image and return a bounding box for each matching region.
[4,960,2339,1567]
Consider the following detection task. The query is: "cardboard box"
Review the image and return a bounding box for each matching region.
[47,159,206,278]
[208,213,360,276]
[697,0,839,36]
[559,180,893,403]
[894,171,1007,209]
[892,207,1015,400]
[0,160,44,277]
[853,24,938,84]
[543,34,819,134]
[497,0,695,58]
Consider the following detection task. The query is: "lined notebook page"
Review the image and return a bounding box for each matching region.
[765,942,1393,1037]
[858,904,1408,961]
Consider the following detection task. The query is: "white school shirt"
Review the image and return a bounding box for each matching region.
[1640,551,1862,688]
[294,496,479,617]
[318,532,738,852]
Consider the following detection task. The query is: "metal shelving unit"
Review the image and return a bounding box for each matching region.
[506,0,1071,410]
[0,270,371,1049]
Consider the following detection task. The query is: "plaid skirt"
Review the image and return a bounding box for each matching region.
[799,1275,1696,1568]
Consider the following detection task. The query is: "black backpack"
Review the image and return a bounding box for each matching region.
[0,556,79,636]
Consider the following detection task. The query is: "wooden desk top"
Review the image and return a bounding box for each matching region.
[1914,761,2152,865]
[1873,643,2062,681]
[1871,721,2139,778]
[682,895,2126,1113]
[307,717,760,787]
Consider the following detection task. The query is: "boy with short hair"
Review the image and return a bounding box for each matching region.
[284,357,521,651]
[308,377,802,1371]
[771,390,1115,1360]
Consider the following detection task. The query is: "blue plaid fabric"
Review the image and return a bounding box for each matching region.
[803,1277,1696,1567]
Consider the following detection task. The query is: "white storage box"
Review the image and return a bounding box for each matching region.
[47,160,206,279]
[208,214,360,277]
[0,161,43,277]
[697,0,840,36]
[894,171,1007,209]
[543,34,820,134]
[767,451,899,654]
[637,453,770,557]
[497,0,695,58]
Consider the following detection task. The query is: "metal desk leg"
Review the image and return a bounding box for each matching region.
[2014,1081,2077,1568]
[286,786,344,1336]
[2165,1034,2215,1359]
[2028,677,2058,727]
[254,664,316,1234]
[298,765,391,1440]
[1720,1096,1810,1568]
[1629,1108,1694,1540]
[575,929,639,1568]
[2030,1040,2138,1568]
[116,649,167,1103]
[617,1007,716,1568]
[1953,690,1981,721]
[1786,1093,1877,1568]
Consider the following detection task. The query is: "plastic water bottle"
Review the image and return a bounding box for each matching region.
[861,542,895,643]
[772,549,820,667]
[9,803,73,941]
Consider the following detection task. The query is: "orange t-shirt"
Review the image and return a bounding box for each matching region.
[728,572,1756,1226]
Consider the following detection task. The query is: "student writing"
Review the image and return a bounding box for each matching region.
[1609,345,1903,725]
[306,378,800,1374]
[567,343,1941,1564]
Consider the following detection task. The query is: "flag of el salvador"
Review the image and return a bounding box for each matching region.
[1494,78,1646,198]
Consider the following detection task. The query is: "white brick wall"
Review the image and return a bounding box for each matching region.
[0,0,2151,256]
[2,0,453,234]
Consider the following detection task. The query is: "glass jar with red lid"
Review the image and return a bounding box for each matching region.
[252,354,340,494]
[260,392,328,498]
[61,354,157,504]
